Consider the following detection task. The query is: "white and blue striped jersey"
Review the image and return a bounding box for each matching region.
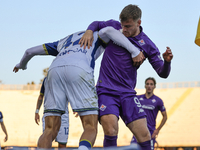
[43,31,105,73]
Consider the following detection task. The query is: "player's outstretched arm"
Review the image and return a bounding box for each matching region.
[13,45,47,73]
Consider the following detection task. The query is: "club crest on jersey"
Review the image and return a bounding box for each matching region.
[138,39,145,46]
[152,99,156,103]
[100,104,106,111]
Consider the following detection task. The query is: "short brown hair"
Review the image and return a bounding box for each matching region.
[119,4,142,22]
[145,77,156,85]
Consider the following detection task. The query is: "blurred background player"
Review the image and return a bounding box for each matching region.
[35,77,69,148]
[0,111,8,142]
[13,27,143,150]
[131,77,167,149]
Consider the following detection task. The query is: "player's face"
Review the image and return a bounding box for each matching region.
[121,19,141,37]
[145,80,155,94]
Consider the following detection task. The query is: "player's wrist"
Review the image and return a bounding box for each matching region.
[35,109,39,113]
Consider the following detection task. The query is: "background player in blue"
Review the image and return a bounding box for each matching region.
[0,111,8,142]
[13,27,144,150]
[131,77,167,148]
[35,77,69,148]
[79,4,173,150]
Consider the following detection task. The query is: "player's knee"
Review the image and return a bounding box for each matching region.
[104,127,118,136]
[137,130,151,142]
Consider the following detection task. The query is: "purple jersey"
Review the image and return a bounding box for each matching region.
[138,94,166,131]
[87,20,171,93]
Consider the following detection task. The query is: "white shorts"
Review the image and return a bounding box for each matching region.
[44,66,98,114]
[42,111,69,144]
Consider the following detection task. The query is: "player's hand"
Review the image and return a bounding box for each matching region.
[35,113,40,125]
[79,30,94,49]
[152,129,159,139]
[13,66,19,73]
[132,51,145,67]
[4,134,8,142]
[73,112,79,118]
[162,47,173,62]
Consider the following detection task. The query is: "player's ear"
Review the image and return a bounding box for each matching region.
[137,19,141,27]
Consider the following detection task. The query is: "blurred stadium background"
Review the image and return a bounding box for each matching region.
[0,81,200,150]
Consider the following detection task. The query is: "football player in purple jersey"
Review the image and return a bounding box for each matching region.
[131,77,167,149]
[79,4,173,150]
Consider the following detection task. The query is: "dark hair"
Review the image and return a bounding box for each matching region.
[119,4,142,22]
[145,77,156,85]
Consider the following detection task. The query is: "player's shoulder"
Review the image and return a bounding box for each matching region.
[153,94,163,102]
[0,111,3,119]
[105,19,121,29]
[137,94,145,100]
[138,26,158,49]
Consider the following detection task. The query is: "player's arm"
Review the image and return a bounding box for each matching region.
[13,41,59,73]
[152,111,167,139]
[98,26,145,66]
[79,20,120,49]
[148,46,173,78]
[35,94,44,125]
[13,45,47,73]
[0,121,8,142]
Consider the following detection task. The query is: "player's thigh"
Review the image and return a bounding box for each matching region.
[63,66,98,112]
[120,94,146,125]
[44,68,68,113]
[80,114,98,129]
[97,88,121,119]
[127,117,150,142]
[44,115,61,132]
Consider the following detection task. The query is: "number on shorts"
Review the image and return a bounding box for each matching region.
[64,127,69,135]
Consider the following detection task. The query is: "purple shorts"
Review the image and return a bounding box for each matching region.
[97,87,146,125]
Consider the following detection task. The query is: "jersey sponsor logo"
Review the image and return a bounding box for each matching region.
[100,104,106,111]
[138,108,144,113]
[59,48,87,56]
[152,99,156,103]
[142,105,155,110]
[138,39,145,46]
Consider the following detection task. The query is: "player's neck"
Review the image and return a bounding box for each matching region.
[145,92,153,99]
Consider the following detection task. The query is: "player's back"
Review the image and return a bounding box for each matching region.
[49,31,104,73]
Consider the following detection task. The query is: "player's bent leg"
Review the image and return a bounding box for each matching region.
[127,118,151,150]
[37,116,61,148]
[100,114,119,147]
[79,114,98,147]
